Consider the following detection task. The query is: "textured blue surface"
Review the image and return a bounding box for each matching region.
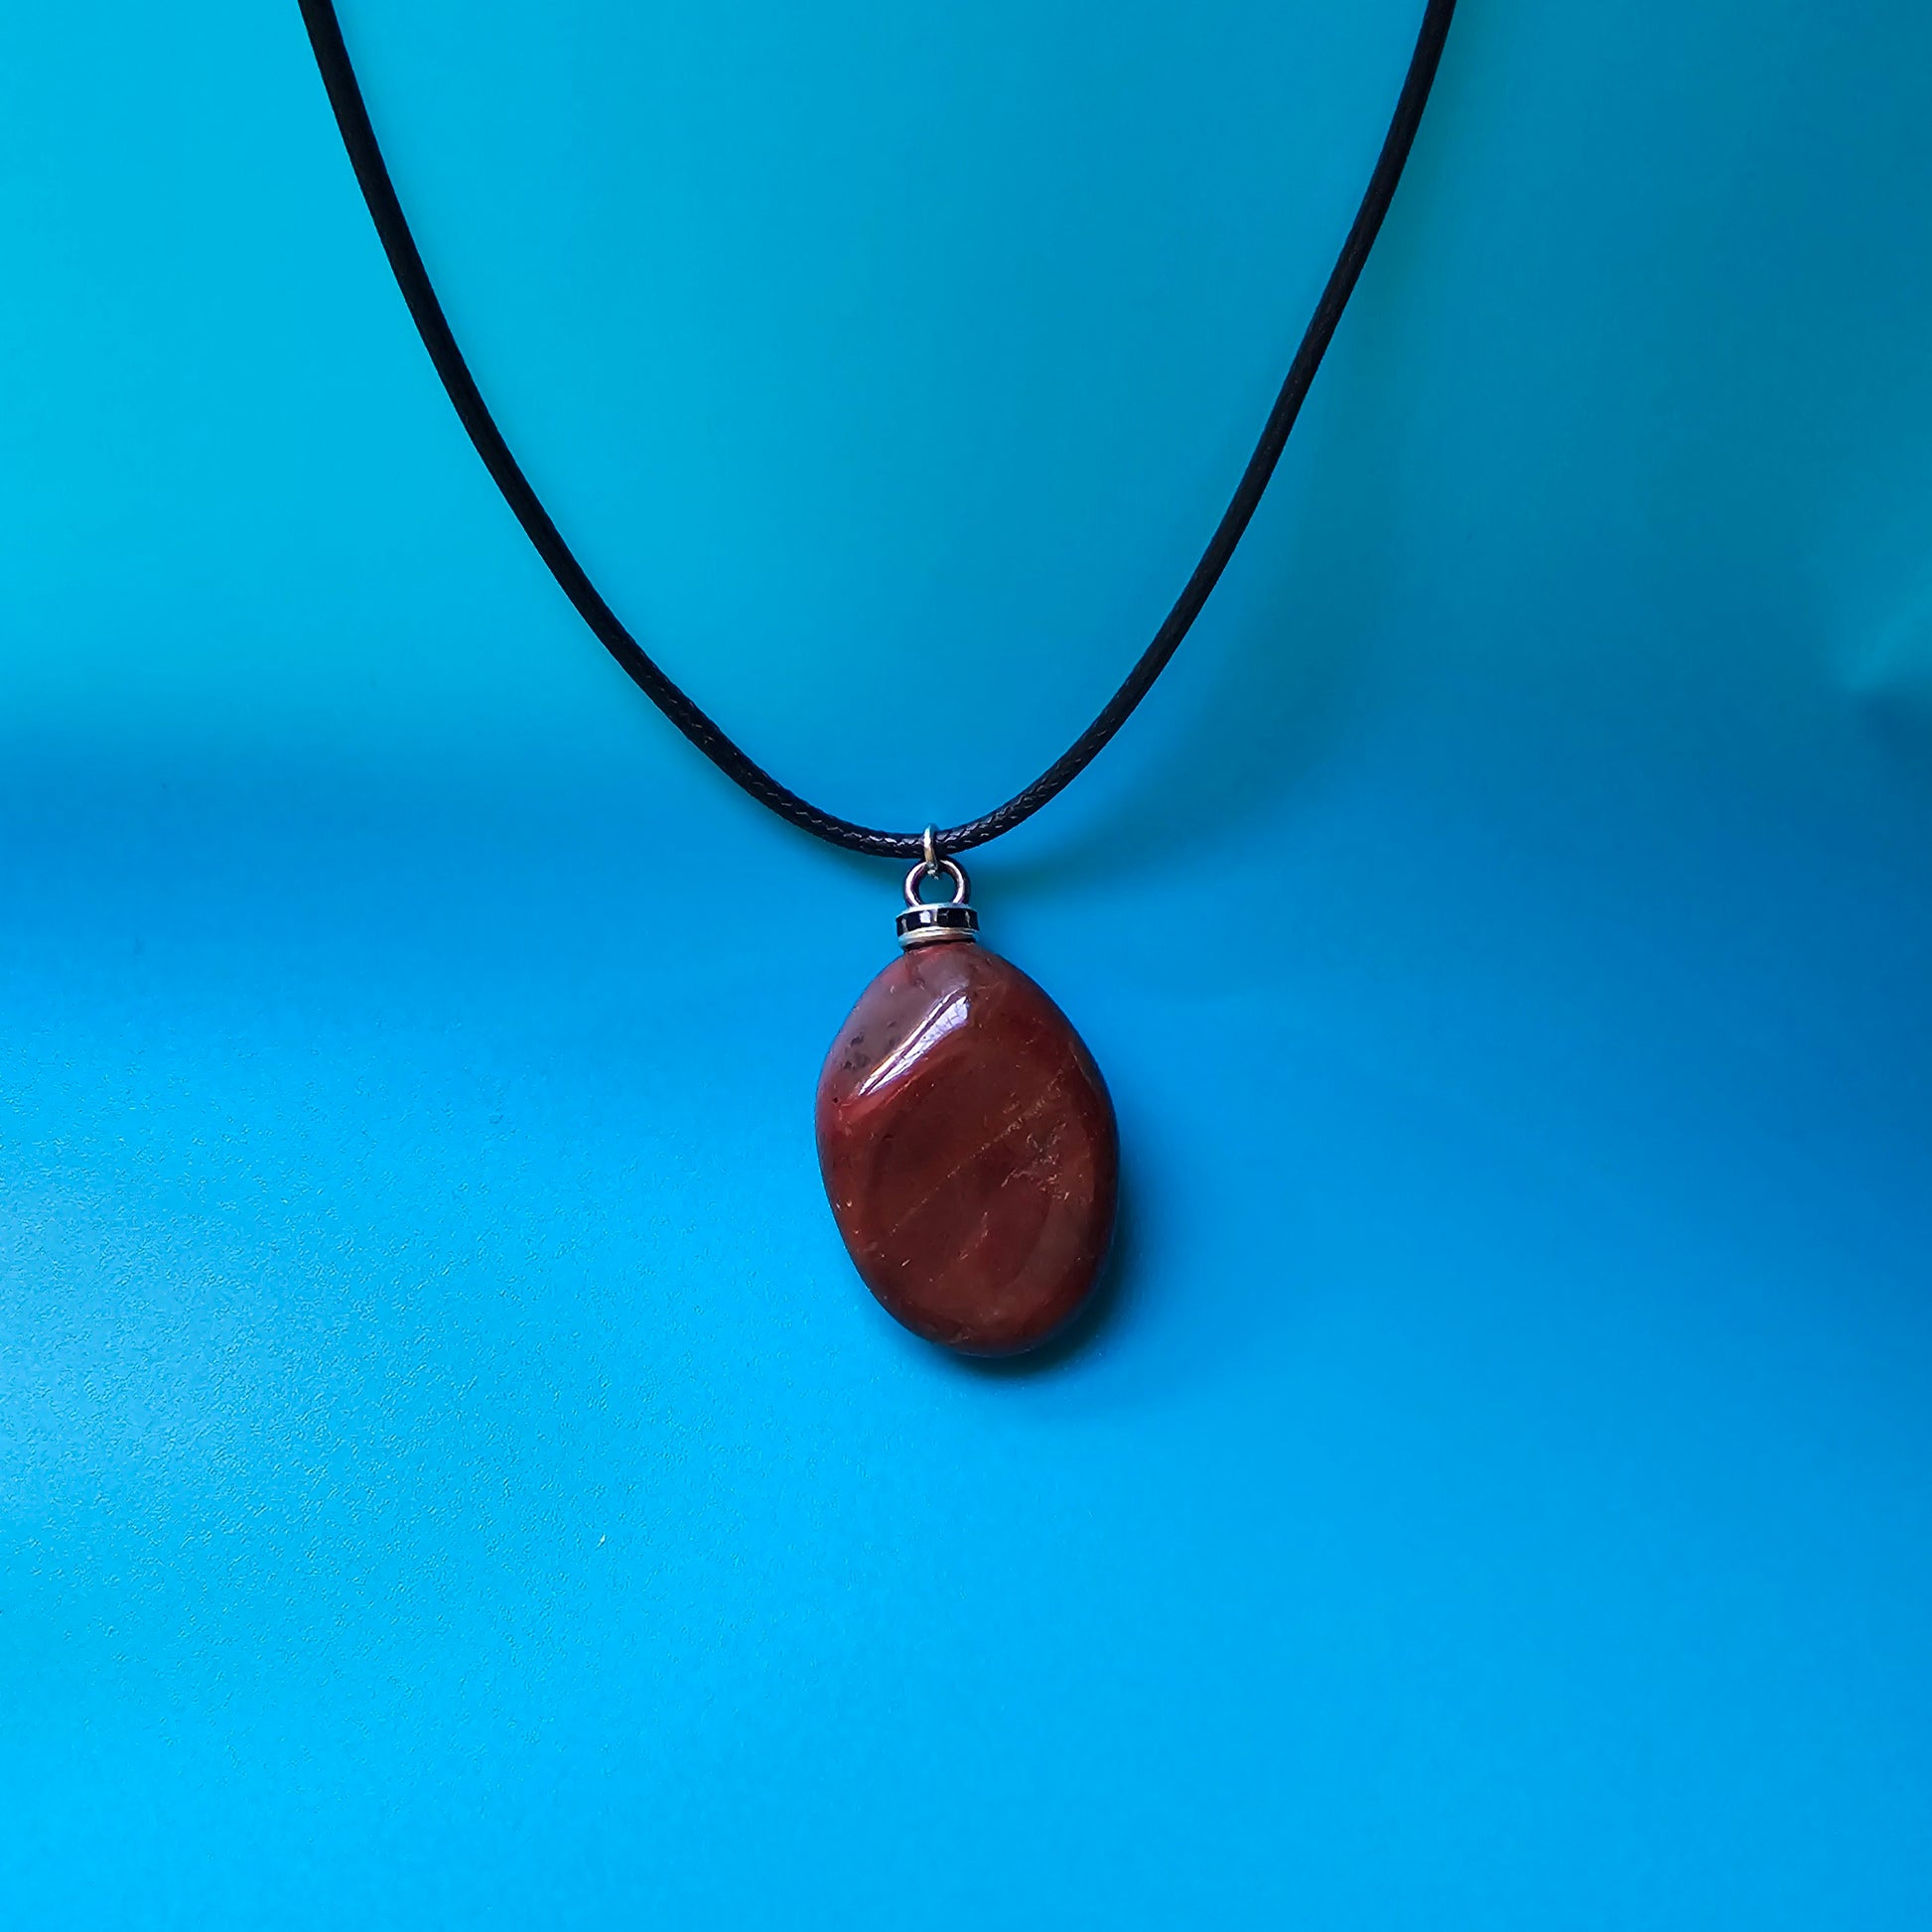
[5,1,1932,1923]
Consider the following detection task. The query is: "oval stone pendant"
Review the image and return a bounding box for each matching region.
[816,857,1119,1356]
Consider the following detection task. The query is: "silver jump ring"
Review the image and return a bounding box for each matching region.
[902,856,971,908]
[923,825,939,871]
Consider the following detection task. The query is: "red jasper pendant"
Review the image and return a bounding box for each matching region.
[816,855,1119,1356]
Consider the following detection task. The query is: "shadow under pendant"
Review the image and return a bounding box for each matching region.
[815,859,1119,1356]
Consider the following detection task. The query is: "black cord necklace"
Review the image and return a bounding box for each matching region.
[298,0,1458,1354]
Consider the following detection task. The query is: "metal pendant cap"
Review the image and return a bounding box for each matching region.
[897,850,978,948]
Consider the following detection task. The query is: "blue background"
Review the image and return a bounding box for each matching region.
[4,0,1931,1922]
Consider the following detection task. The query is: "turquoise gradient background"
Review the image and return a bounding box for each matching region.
[4,0,1932,1923]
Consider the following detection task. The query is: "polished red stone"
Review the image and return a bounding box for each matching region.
[816,939,1118,1355]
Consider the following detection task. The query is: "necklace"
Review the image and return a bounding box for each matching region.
[297,0,1457,1354]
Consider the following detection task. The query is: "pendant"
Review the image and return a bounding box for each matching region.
[816,853,1119,1356]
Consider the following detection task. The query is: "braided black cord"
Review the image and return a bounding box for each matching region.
[297,0,1456,859]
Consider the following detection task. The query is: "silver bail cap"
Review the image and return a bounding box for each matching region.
[897,832,978,947]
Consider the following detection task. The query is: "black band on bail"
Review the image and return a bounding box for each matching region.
[897,902,980,947]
